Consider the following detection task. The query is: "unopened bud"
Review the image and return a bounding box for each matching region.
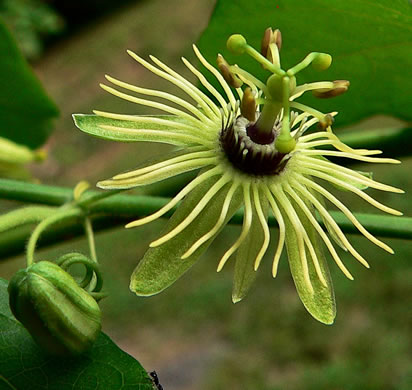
[318,114,335,130]
[312,80,350,99]
[240,88,256,122]
[217,54,243,88]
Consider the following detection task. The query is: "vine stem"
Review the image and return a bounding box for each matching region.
[83,216,98,291]
[26,208,83,266]
[84,217,97,263]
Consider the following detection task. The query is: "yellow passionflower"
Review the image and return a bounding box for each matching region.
[74,29,403,324]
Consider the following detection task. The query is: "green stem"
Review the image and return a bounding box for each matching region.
[26,208,83,266]
[77,188,124,208]
[0,195,410,261]
[84,217,98,290]
[0,206,56,233]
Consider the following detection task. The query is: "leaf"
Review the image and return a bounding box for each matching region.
[130,174,243,296]
[197,0,412,127]
[282,200,336,324]
[0,20,58,148]
[0,277,154,390]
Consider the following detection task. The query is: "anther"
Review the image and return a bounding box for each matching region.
[240,87,257,122]
[312,80,350,99]
[217,54,243,88]
[318,114,335,130]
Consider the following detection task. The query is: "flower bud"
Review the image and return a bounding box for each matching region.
[8,261,101,355]
[312,80,350,98]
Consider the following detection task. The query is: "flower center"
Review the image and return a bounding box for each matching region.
[220,115,288,176]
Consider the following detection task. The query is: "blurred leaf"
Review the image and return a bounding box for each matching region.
[198,0,412,127]
[0,19,58,148]
[0,277,153,390]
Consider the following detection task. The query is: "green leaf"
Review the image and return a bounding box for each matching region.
[283,200,336,324]
[73,114,197,145]
[0,19,58,148]
[130,174,242,296]
[0,277,153,390]
[198,0,412,127]
[232,194,268,303]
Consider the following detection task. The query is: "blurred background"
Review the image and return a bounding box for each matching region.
[1,0,411,389]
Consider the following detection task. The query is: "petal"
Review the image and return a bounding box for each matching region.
[232,186,269,303]
[130,173,242,296]
[73,114,204,146]
[283,198,336,325]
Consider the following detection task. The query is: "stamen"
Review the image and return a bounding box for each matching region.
[290,101,327,121]
[290,81,334,100]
